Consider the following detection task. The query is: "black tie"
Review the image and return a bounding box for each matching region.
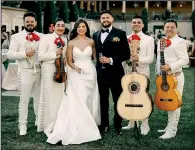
[101,29,109,33]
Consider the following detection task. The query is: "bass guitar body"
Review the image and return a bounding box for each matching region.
[154,75,182,111]
[117,72,152,121]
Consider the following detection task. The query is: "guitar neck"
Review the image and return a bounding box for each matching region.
[132,60,137,72]
[131,40,139,72]
[160,51,167,83]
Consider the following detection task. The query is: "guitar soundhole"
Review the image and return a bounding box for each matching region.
[128,82,140,94]
[161,83,170,91]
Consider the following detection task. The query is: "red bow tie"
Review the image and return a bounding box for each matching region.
[128,34,141,43]
[26,33,40,42]
[165,39,171,47]
[54,37,65,47]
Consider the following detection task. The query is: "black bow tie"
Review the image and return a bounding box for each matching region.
[101,29,109,33]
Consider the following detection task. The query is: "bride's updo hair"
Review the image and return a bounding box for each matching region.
[69,19,91,40]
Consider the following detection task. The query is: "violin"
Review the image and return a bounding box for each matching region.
[53,42,66,83]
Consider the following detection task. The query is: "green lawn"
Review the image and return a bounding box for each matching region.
[1,63,195,150]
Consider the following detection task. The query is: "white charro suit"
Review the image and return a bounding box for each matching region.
[37,32,67,136]
[156,34,189,139]
[122,31,154,135]
[7,29,44,135]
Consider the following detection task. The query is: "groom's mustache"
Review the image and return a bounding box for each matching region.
[103,22,110,25]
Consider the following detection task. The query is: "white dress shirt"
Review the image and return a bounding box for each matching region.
[100,25,113,65]
[100,26,112,44]
[125,31,154,78]
[38,32,67,64]
[7,30,44,69]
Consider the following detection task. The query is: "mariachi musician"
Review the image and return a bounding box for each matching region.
[122,15,154,136]
[7,12,44,136]
[156,19,189,139]
[37,18,67,136]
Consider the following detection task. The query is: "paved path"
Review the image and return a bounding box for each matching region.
[2,90,20,97]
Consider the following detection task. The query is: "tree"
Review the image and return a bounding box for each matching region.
[142,8,148,34]
[43,1,57,33]
[34,1,43,33]
[164,9,171,20]
[192,9,195,38]
[73,2,79,21]
[20,1,36,12]
[58,1,69,23]
[2,1,21,7]
[69,1,79,22]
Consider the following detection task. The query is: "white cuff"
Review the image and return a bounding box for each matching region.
[110,58,113,65]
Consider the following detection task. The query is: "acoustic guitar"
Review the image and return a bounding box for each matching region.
[117,35,152,121]
[154,38,182,111]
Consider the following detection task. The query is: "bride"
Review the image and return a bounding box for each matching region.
[47,19,101,145]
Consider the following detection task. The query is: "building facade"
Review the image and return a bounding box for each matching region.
[79,1,194,20]
[1,1,194,38]
[2,6,27,33]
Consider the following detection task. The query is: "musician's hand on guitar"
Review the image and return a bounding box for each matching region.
[100,56,110,64]
[160,64,171,72]
[56,48,63,56]
[25,47,35,57]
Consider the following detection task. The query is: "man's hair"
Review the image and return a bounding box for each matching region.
[132,15,143,21]
[23,11,36,21]
[1,25,6,31]
[53,18,64,26]
[164,19,177,28]
[64,27,69,34]
[99,10,113,18]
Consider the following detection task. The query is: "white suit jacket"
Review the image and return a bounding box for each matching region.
[38,32,67,64]
[7,30,44,69]
[156,34,189,75]
[124,31,154,78]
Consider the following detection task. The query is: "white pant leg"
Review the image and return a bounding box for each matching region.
[167,72,184,134]
[160,72,184,139]
[141,118,150,135]
[18,68,37,128]
[37,63,64,134]
[31,68,41,125]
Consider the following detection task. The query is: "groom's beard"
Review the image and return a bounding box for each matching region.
[101,22,112,28]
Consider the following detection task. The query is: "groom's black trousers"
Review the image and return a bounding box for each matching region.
[97,65,124,130]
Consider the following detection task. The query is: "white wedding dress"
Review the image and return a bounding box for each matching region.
[47,46,101,145]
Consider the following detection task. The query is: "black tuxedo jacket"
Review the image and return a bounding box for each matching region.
[93,27,130,73]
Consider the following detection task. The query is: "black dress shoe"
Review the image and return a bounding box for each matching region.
[104,127,110,133]
[115,128,122,135]
[98,125,101,129]
[100,126,110,133]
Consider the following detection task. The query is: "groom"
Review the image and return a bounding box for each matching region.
[93,10,130,135]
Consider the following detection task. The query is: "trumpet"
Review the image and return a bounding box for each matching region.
[26,39,37,73]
